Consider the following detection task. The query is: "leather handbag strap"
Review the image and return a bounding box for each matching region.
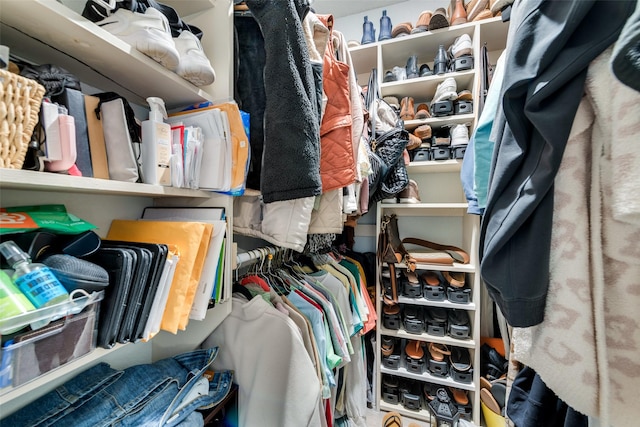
[401,237,470,264]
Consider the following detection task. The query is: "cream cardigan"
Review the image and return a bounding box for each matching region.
[512,46,640,427]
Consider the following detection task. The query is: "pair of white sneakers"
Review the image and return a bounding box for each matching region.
[97,7,215,87]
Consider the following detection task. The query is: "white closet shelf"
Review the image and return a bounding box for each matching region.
[380,70,475,99]
[380,203,469,216]
[396,296,476,311]
[0,343,129,401]
[163,0,218,17]
[395,262,477,273]
[379,401,433,423]
[379,326,476,349]
[0,299,231,412]
[381,366,476,391]
[406,159,462,173]
[0,169,218,199]
[404,114,476,131]
[0,0,213,108]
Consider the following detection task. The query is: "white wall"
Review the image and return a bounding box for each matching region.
[332,0,447,43]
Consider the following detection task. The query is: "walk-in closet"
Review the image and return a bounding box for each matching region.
[0,1,638,426]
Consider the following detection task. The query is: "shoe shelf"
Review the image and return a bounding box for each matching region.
[380,327,476,349]
[380,69,475,99]
[404,113,476,132]
[381,366,476,392]
[352,13,510,427]
[0,0,223,108]
[406,159,462,173]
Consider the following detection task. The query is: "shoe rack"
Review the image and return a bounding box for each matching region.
[0,0,234,417]
[349,17,509,426]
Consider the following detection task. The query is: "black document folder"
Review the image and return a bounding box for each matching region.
[87,247,136,349]
[101,240,168,342]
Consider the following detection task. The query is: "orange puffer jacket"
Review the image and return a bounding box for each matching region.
[318,14,356,193]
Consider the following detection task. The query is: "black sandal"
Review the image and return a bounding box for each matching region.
[449,346,473,383]
[447,309,470,339]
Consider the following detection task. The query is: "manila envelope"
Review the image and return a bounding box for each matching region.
[107,220,213,333]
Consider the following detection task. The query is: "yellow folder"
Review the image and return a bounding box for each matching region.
[107,219,213,334]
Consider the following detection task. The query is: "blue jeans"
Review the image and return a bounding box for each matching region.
[4,348,233,427]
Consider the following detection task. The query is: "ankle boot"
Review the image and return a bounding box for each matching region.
[433,44,448,75]
[451,0,468,25]
[406,54,419,79]
[400,96,415,121]
[379,9,392,41]
[361,16,375,44]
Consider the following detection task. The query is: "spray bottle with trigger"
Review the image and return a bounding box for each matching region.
[141,97,172,186]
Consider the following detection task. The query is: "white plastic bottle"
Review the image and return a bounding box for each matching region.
[141,97,172,186]
[0,241,69,309]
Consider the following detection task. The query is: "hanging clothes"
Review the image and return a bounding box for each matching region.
[227,248,371,427]
[202,295,323,427]
[242,0,322,203]
[479,0,635,328]
[316,14,355,193]
[512,45,640,427]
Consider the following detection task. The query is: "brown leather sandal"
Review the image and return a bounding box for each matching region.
[449,387,469,405]
[443,271,466,288]
[382,412,403,427]
[428,342,451,361]
[421,270,443,286]
[405,340,425,359]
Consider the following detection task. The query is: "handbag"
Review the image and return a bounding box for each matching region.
[364,69,409,204]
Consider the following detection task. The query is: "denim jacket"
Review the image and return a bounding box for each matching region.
[4,348,233,427]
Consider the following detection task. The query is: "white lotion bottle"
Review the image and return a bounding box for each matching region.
[141,97,172,186]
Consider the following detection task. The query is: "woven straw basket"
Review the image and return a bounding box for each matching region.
[0,69,46,169]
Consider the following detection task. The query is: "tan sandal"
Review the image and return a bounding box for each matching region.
[449,387,469,405]
[428,342,451,361]
[443,271,466,288]
[405,340,425,359]
[382,411,403,427]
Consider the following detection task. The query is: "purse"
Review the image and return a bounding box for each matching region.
[364,69,409,204]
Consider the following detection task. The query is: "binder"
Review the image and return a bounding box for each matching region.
[84,94,110,179]
[101,241,152,344]
[87,247,136,349]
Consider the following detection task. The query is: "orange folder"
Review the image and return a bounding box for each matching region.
[107,219,213,333]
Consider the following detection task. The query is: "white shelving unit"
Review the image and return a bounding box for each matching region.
[0,0,235,417]
[350,17,509,426]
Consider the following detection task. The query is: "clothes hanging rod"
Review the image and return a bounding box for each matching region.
[235,246,283,268]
